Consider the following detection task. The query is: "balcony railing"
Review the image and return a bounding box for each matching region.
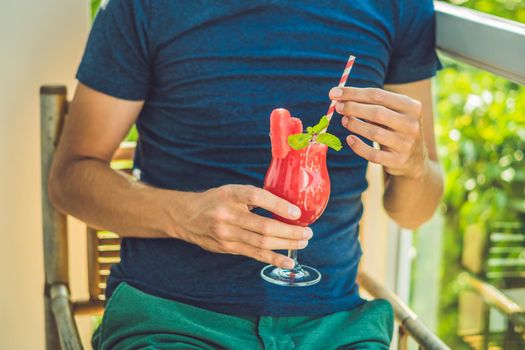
[435,1,525,85]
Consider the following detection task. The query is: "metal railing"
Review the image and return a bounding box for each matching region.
[435,1,525,85]
[459,272,525,330]
[358,273,451,350]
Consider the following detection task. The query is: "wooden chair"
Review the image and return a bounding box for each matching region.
[41,85,451,350]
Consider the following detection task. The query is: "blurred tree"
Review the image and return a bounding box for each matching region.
[435,1,525,349]
[90,0,101,20]
[447,0,525,22]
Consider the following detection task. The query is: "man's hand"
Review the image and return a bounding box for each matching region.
[328,81,443,229]
[330,87,428,179]
[175,185,312,269]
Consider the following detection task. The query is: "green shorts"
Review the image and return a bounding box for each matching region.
[93,283,393,350]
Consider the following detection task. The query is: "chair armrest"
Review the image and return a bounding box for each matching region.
[460,272,525,329]
[50,284,83,350]
[357,271,451,350]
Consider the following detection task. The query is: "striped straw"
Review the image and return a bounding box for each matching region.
[322,55,356,133]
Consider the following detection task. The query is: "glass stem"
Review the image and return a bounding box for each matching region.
[287,249,298,268]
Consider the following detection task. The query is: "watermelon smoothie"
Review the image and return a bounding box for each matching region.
[261,108,331,286]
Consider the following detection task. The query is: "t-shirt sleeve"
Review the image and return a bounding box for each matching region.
[76,0,152,100]
[384,0,442,84]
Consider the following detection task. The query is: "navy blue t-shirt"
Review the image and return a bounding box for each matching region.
[77,0,440,316]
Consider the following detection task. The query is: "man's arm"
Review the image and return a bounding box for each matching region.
[382,80,443,228]
[48,83,170,237]
[49,83,313,269]
[329,79,443,229]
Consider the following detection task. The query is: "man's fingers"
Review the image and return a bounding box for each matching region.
[236,185,301,220]
[342,116,408,151]
[225,241,295,269]
[237,212,312,241]
[346,135,397,167]
[335,100,416,133]
[222,226,309,251]
[329,87,421,115]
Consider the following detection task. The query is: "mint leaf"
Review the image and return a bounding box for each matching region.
[306,126,314,134]
[288,133,312,150]
[310,115,329,134]
[316,133,342,151]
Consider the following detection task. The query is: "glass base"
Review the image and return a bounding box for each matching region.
[260,264,321,287]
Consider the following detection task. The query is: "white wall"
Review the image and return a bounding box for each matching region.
[361,163,391,284]
[0,1,89,349]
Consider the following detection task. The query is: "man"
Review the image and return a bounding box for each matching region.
[49,1,443,349]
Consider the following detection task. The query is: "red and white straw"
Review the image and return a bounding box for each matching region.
[322,55,356,132]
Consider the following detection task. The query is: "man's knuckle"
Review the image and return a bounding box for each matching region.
[371,89,385,103]
[293,240,304,250]
[216,185,232,200]
[371,127,384,141]
[293,228,304,239]
[268,254,280,266]
[374,107,388,123]
[256,236,268,248]
[253,249,267,262]
[346,101,358,115]
[412,99,423,115]
[247,188,261,204]
[253,220,268,235]
[213,208,230,223]
[210,217,230,237]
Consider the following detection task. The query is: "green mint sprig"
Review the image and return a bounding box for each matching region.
[287,115,342,151]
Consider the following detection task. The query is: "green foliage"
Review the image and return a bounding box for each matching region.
[444,0,525,22]
[125,125,138,142]
[437,59,525,227]
[90,0,102,20]
[435,1,525,348]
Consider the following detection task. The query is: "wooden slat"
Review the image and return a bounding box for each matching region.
[97,244,120,252]
[86,227,101,301]
[98,251,120,259]
[98,257,120,265]
[72,300,104,316]
[111,141,136,161]
[98,270,110,277]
